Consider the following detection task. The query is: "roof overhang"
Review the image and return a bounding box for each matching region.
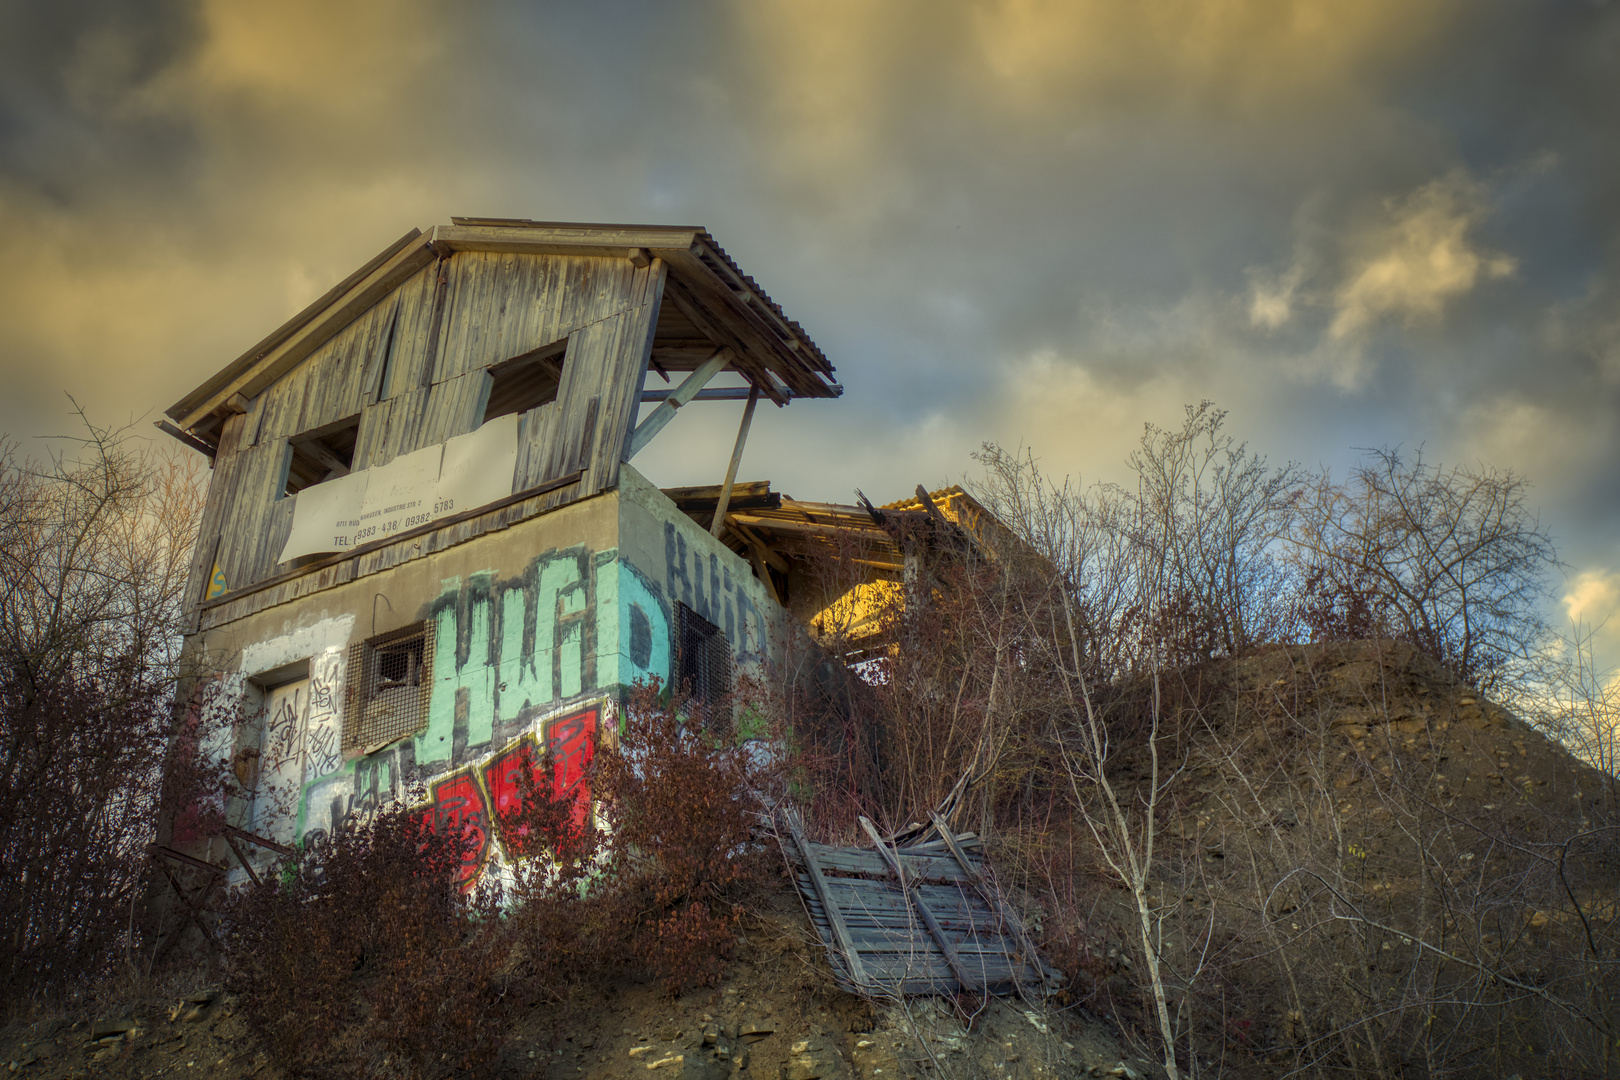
[166,220,840,440]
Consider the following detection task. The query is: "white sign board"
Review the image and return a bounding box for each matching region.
[279,413,519,563]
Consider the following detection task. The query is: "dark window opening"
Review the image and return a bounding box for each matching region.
[285,414,361,496]
[344,623,435,753]
[484,339,566,423]
[676,603,731,723]
[375,636,424,691]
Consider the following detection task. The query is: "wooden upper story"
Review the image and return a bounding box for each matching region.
[166,220,840,622]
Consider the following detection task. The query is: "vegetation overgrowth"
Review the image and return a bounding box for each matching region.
[2,402,1616,1080]
[0,413,214,1010]
[220,681,778,1078]
[771,403,1617,1079]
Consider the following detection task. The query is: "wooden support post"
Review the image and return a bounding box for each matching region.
[859,815,982,992]
[219,824,295,890]
[711,384,760,537]
[625,350,731,460]
[784,809,873,992]
[748,547,781,605]
[223,823,294,857]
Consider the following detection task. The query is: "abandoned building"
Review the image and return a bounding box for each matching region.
[157,219,1005,895]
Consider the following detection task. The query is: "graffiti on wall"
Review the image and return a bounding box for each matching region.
[410,534,770,773]
[279,514,785,880]
[419,770,491,889]
[305,672,342,779]
[298,705,600,891]
[264,689,301,777]
[414,545,653,773]
[419,707,599,889]
[248,647,347,847]
[484,708,594,860]
[664,520,768,661]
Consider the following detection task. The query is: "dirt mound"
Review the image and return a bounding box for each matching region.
[1224,639,1603,814]
[1073,639,1620,1078]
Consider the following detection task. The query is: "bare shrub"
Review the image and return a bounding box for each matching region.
[0,415,206,1012]
[1291,446,1559,696]
[968,443,1140,684]
[224,809,511,1078]
[0,672,168,1004]
[1528,619,1620,791]
[972,402,1301,682]
[592,680,777,994]
[1124,402,1303,662]
[0,413,203,695]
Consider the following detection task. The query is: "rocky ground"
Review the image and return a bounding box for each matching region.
[0,891,1150,1080]
[0,986,269,1079]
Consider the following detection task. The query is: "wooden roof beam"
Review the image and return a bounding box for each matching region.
[153,420,217,459]
[660,263,832,400]
[658,277,795,404]
[723,518,790,574]
[691,244,814,361]
[663,479,777,505]
[625,349,731,459]
[726,514,893,543]
[436,221,705,253]
[640,386,796,403]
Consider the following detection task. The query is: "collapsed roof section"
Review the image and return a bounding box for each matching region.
[664,481,1029,653]
[164,220,842,450]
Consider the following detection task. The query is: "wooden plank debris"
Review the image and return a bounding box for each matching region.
[777,809,1054,999]
[859,815,979,992]
[783,807,873,993]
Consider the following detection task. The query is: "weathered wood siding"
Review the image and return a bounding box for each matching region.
[185,253,665,615]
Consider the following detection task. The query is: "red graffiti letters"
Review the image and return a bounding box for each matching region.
[417,706,599,885]
[480,709,597,861]
[483,735,542,859]
[421,770,490,890]
[545,708,596,831]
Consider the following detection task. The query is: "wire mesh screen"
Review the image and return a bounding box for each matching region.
[343,623,435,752]
[675,603,731,718]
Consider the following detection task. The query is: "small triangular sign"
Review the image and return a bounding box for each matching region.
[205,562,229,600]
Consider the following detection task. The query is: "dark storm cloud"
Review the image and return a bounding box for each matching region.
[0,0,1615,656]
[0,1,200,202]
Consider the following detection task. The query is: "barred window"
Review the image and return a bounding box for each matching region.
[675,603,731,719]
[344,623,435,753]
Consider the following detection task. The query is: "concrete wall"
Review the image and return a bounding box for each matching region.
[185,464,798,889]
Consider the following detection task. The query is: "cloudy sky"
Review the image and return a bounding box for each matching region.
[1,0,1616,665]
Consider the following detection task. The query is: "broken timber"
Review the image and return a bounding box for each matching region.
[778,808,1056,998]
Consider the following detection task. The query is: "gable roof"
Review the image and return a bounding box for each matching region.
[166,220,840,437]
